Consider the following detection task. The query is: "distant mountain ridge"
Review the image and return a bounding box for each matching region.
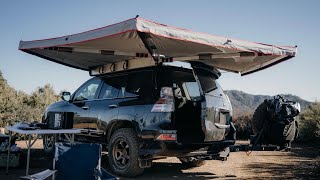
[225,90,311,117]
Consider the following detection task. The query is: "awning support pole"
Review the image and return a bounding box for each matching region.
[137,32,159,64]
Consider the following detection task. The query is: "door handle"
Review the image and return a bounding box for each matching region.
[214,123,230,129]
[108,104,118,109]
[82,106,90,110]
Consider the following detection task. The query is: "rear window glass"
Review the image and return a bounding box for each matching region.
[197,71,224,96]
[197,71,217,93]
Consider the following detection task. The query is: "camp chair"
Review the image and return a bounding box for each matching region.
[21,142,117,180]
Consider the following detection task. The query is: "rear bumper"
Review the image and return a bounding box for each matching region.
[138,130,177,140]
[137,124,236,159]
[138,137,235,159]
[138,122,236,141]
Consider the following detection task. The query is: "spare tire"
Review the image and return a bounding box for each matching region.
[252,99,298,146]
[252,101,269,135]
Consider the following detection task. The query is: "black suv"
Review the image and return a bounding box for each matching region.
[42,61,235,177]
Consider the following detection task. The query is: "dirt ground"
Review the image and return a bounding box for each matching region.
[0,140,319,179]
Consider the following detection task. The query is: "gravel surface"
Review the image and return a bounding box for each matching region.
[1,140,318,179]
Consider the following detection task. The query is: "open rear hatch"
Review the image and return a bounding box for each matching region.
[19,17,297,76]
[191,62,231,142]
[169,62,231,143]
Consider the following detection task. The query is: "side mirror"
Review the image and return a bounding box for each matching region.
[61,91,71,101]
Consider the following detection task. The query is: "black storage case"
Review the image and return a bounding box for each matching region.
[48,112,74,129]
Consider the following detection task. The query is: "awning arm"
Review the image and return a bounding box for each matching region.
[137,32,173,64]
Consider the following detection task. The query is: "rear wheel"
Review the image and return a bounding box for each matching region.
[108,128,144,177]
[179,157,206,169]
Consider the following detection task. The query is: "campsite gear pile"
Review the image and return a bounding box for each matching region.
[11,112,73,131]
[251,95,300,148]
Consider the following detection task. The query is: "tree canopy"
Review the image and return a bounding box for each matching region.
[0,70,60,127]
[299,102,320,142]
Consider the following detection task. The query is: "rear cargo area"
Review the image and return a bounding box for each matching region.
[167,68,205,143]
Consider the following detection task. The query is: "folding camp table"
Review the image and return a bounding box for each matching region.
[5,126,82,176]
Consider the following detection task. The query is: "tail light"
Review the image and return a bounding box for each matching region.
[151,87,174,112]
[156,134,177,141]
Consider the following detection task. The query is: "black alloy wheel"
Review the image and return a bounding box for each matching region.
[108,128,144,177]
[112,138,130,169]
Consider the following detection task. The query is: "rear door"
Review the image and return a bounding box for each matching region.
[117,70,154,122]
[191,64,230,142]
[87,75,125,140]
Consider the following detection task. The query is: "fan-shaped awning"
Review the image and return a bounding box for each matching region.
[19,17,297,76]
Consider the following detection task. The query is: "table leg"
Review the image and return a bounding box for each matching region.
[52,134,57,180]
[52,153,56,180]
[26,134,31,175]
[5,131,12,175]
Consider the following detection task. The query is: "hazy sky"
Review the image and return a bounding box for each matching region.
[0,1,319,101]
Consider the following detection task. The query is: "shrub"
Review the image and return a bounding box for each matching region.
[298,102,320,142]
[233,113,254,140]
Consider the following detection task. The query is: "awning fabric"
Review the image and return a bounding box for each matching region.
[19,17,297,75]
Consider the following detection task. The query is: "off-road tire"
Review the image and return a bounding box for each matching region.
[252,101,269,135]
[179,157,206,169]
[43,134,55,154]
[108,128,144,177]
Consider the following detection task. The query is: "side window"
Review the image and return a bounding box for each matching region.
[125,71,153,98]
[172,70,200,100]
[183,82,201,99]
[98,71,153,101]
[98,75,125,99]
[74,78,101,101]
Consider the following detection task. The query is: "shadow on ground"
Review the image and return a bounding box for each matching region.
[242,143,319,179]
[101,155,237,180]
[134,162,236,180]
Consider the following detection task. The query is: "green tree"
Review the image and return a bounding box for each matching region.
[27,84,60,121]
[0,70,19,126]
[0,70,60,127]
[298,102,320,142]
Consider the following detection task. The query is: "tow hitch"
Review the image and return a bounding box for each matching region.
[183,146,231,161]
